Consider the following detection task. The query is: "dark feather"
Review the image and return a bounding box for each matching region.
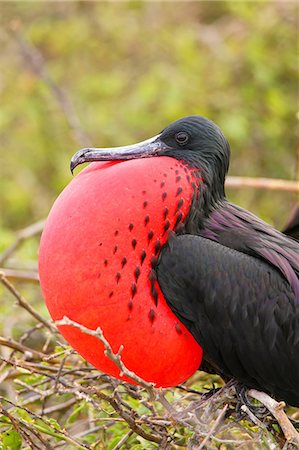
[199,201,299,299]
[157,234,299,406]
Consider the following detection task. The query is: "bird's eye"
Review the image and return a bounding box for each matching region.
[175,132,189,145]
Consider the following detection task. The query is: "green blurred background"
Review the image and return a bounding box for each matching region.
[0,0,298,246]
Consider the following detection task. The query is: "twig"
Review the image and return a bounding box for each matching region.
[0,219,45,265]
[0,336,48,360]
[0,273,55,332]
[248,389,299,446]
[0,268,39,283]
[83,386,163,445]
[112,429,134,450]
[240,404,266,429]
[197,404,228,450]
[226,176,299,192]
[55,316,155,390]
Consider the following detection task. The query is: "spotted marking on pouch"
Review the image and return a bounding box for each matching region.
[151,255,158,268]
[149,269,156,285]
[175,323,182,334]
[104,259,108,267]
[163,220,170,234]
[131,283,137,298]
[151,286,158,306]
[148,308,156,323]
[134,266,141,282]
[154,240,161,254]
[115,272,121,284]
[176,198,184,212]
[147,230,154,243]
[141,250,146,265]
[176,187,183,197]
[174,212,183,229]
[103,166,197,325]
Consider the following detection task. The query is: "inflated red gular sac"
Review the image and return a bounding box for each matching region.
[38,121,205,387]
[39,116,299,407]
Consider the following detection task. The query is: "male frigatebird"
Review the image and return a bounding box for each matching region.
[39,116,299,407]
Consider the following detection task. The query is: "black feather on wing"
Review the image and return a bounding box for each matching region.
[199,201,299,299]
[157,234,299,406]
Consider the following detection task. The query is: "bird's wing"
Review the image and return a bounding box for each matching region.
[200,202,299,299]
[156,234,299,405]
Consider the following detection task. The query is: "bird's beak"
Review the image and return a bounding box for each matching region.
[70,134,171,174]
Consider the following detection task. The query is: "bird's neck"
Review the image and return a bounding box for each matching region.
[183,163,226,235]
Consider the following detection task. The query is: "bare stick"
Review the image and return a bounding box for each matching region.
[197,404,228,450]
[0,219,45,265]
[0,268,39,283]
[226,176,299,193]
[0,273,55,332]
[248,389,299,446]
[112,429,134,450]
[0,336,48,360]
[55,316,155,390]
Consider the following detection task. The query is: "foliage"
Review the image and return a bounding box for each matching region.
[0,1,298,234]
[0,1,298,449]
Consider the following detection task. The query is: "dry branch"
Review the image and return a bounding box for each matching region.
[0,272,55,332]
[226,176,299,192]
[0,219,45,266]
[248,389,299,447]
[55,316,155,391]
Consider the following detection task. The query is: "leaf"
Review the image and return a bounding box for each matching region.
[2,428,22,450]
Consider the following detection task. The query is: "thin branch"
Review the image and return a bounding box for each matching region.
[0,219,45,266]
[0,268,39,283]
[55,316,155,390]
[0,336,48,360]
[197,404,228,450]
[226,176,299,192]
[248,389,299,446]
[112,429,134,450]
[0,273,55,332]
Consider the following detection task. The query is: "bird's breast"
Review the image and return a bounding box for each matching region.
[39,156,202,386]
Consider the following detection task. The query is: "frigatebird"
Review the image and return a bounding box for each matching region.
[70,116,299,407]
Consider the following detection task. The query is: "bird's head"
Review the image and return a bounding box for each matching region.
[71,115,230,199]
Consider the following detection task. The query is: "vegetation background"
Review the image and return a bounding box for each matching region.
[0,1,298,449]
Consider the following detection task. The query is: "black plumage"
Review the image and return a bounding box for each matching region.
[155,116,299,406]
[157,233,299,406]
